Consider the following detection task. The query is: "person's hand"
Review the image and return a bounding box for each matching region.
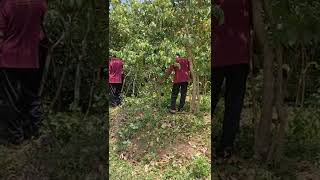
[174,63,181,69]
[213,5,224,26]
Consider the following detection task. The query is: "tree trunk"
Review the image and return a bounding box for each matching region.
[74,61,81,109]
[39,32,65,96]
[295,43,305,107]
[251,55,259,126]
[267,45,288,165]
[204,76,207,96]
[301,45,307,107]
[73,13,90,110]
[251,0,275,160]
[186,44,200,114]
[84,71,98,120]
[50,67,68,110]
[255,41,275,160]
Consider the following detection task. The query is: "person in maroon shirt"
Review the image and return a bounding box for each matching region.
[162,54,191,114]
[109,56,124,107]
[0,0,47,144]
[212,0,253,158]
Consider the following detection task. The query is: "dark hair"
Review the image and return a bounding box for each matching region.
[176,53,180,57]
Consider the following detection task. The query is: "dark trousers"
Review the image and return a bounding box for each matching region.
[110,83,122,106]
[0,68,43,142]
[170,82,188,110]
[212,64,249,150]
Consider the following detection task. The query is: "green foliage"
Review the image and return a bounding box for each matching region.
[188,155,210,179]
[305,86,320,106]
[269,0,320,45]
[110,0,210,95]
[43,0,106,111]
[286,108,320,162]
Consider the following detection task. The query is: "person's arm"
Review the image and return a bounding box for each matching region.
[160,65,173,83]
[39,19,48,44]
[188,60,192,81]
[248,0,258,76]
[213,0,224,26]
[249,30,256,75]
[40,0,48,40]
[108,60,112,77]
[39,19,49,69]
[121,62,125,83]
[0,4,7,48]
[39,8,46,41]
[0,31,4,46]
[249,0,253,31]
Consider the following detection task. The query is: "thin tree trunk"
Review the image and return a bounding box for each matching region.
[251,0,275,160]
[195,74,200,113]
[133,73,136,96]
[295,43,304,107]
[74,61,81,109]
[301,45,307,107]
[255,41,275,160]
[251,55,259,126]
[187,44,200,114]
[73,13,90,109]
[50,67,68,110]
[39,32,65,96]
[84,71,97,120]
[267,45,287,165]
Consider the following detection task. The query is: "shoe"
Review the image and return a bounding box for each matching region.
[169,109,176,114]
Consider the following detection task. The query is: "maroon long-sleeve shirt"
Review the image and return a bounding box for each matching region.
[167,57,190,83]
[109,57,124,84]
[213,0,252,67]
[0,0,47,68]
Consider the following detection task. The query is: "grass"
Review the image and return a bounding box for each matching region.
[0,112,107,179]
[109,93,211,180]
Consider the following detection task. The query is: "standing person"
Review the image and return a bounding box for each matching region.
[0,0,48,144]
[212,0,253,158]
[109,55,124,107]
[162,54,191,114]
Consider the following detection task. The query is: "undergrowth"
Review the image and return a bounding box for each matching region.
[212,104,320,179]
[0,112,107,180]
[110,93,211,180]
